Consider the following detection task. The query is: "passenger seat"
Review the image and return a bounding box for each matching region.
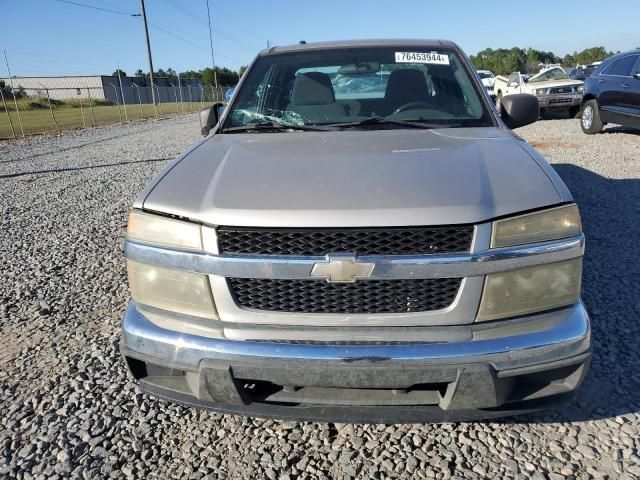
[286,72,346,124]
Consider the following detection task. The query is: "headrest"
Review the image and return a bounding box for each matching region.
[291,72,336,105]
[384,69,429,103]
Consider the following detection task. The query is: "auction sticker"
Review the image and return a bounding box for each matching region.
[395,52,450,65]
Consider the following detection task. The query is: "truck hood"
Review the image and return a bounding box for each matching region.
[525,78,583,89]
[142,128,561,227]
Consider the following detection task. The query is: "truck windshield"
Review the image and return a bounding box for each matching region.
[529,68,570,83]
[223,46,493,131]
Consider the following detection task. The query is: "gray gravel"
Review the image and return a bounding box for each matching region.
[1,117,639,479]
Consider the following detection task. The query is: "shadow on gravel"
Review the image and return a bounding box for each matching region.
[505,163,640,424]
[0,157,170,180]
[600,125,640,136]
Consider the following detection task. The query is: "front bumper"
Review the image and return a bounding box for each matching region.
[538,94,582,110]
[122,302,591,422]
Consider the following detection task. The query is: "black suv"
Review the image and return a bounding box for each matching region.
[581,50,640,134]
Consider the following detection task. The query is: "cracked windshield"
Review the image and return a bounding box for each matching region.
[224,47,493,131]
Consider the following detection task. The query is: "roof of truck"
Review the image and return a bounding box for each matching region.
[261,39,457,55]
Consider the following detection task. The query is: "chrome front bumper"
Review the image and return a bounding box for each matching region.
[122,230,590,420]
[121,301,591,421]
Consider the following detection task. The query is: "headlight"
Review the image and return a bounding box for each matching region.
[535,88,549,95]
[477,258,582,322]
[577,85,584,93]
[127,210,202,250]
[126,210,218,319]
[491,204,582,248]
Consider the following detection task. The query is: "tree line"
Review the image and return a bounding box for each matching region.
[110,45,623,84]
[112,66,248,86]
[470,46,619,75]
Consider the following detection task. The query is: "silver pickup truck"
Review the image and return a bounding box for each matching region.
[121,39,590,422]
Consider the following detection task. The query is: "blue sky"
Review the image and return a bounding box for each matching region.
[1,0,638,77]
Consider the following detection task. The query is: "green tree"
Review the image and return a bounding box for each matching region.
[470,46,615,74]
[112,69,127,77]
[202,67,240,86]
[574,47,612,65]
[134,69,145,77]
[563,53,577,67]
[180,70,202,79]
[470,47,527,75]
[239,65,248,77]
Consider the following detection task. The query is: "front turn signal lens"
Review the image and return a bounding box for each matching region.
[477,258,582,322]
[491,204,581,248]
[127,210,203,250]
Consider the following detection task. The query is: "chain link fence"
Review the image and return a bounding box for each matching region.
[0,81,230,140]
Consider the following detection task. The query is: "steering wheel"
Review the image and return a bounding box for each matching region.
[392,101,432,114]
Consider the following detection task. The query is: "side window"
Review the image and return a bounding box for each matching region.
[508,73,518,85]
[632,56,640,77]
[603,55,639,77]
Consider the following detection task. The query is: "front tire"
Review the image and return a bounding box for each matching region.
[581,100,603,134]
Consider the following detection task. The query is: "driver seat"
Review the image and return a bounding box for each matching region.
[381,69,431,116]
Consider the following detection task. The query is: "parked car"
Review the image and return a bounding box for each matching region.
[494,66,584,117]
[477,69,496,98]
[580,50,640,134]
[224,87,235,103]
[121,39,590,422]
[568,67,596,81]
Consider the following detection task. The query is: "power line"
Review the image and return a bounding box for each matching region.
[160,0,258,52]
[165,0,264,49]
[92,0,129,11]
[52,0,242,70]
[143,21,239,63]
[54,0,138,16]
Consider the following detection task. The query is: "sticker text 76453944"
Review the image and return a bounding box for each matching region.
[395,52,450,65]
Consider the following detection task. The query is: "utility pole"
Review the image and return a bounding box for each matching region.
[3,50,24,137]
[140,0,157,105]
[116,60,128,121]
[206,0,218,87]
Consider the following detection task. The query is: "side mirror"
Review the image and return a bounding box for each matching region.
[500,93,539,129]
[200,102,226,136]
[633,72,640,80]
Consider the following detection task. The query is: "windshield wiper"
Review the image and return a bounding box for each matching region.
[223,121,332,133]
[325,117,452,130]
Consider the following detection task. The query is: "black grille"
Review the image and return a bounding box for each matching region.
[227,278,462,314]
[217,226,474,256]
[549,86,576,94]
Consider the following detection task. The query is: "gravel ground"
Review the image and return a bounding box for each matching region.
[1,117,639,480]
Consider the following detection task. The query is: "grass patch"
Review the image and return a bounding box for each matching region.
[0,101,204,139]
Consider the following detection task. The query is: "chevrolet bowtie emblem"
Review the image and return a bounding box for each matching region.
[310,254,375,283]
